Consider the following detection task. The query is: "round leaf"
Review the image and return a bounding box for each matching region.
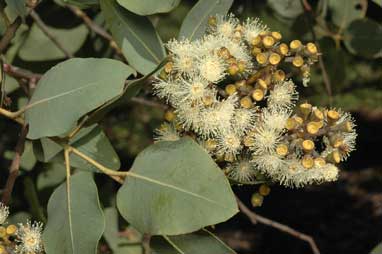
[116,0,180,15]
[25,58,135,139]
[117,138,238,235]
[43,172,105,254]
[344,18,382,58]
[328,0,365,29]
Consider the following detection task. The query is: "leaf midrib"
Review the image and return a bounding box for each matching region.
[128,171,234,210]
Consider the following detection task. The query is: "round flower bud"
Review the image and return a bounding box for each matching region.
[235,80,246,88]
[327,150,341,164]
[292,55,304,67]
[6,224,17,235]
[240,96,253,109]
[302,139,315,152]
[251,36,262,46]
[276,144,289,156]
[262,36,275,48]
[269,53,281,65]
[278,43,289,55]
[302,156,314,169]
[251,89,264,101]
[299,102,312,117]
[306,42,318,54]
[256,79,268,90]
[256,53,268,65]
[312,109,324,121]
[252,47,262,56]
[251,193,264,207]
[290,39,302,51]
[217,47,231,59]
[285,118,298,130]
[271,31,282,41]
[0,245,5,254]
[208,16,217,27]
[314,157,326,167]
[0,227,6,238]
[327,110,340,123]
[238,61,246,72]
[259,184,271,196]
[225,84,237,95]
[228,63,240,76]
[164,110,175,122]
[306,121,321,135]
[273,69,286,82]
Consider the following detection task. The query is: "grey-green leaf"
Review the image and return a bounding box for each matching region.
[34,124,121,172]
[19,24,88,61]
[178,0,233,41]
[151,229,236,254]
[25,58,135,139]
[267,0,304,19]
[62,0,99,8]
[43,172,105,254]
[117,137,238,235]
[343,18,382,58]
[328,0,365,29]
[371,242,382,254]
[104,207,142,254]
[116,0,180,15]
[37,163,66,190]
[101,0,166,75]
[5,0,27,18]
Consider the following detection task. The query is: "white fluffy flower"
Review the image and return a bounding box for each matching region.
[202,35,252,67]
[199,95,237,136]
[267,80,298,110]
[261,107,291,131]
[214,14,239,38]
[167,39,200,74]
[252,153,286,174]
[198,53,227,83]
[226,155,257,183]
[173,75,215,104]
[152,78,180,104]
[231,108,257,135]
[216,131,243,158]
[0,202,9,225]
[175,101,204,132]
[250,125,283,155]
[243,17,268,43]
[16,221,44,254]
[154,122,180,142]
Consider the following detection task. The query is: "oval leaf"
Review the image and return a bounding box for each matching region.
[19,24,88,61]
[151,229,236,254]
[116,0,180,15]
[117,137,238,235]
[178,0,233,41]
[100,0,166,75]
[43,172,105,254]
[344,18,382,58]
[328,0,365,29]
[25,58,135,139]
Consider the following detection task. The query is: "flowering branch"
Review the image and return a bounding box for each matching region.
[236,197,320,254]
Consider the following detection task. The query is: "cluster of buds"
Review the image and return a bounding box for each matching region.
[153,14,356,188]
[0,203,43,254]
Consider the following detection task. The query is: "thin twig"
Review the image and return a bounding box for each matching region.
[30,10,74,58]
[67,5,124,58]
[1,124,28,205]
[0,17,22,53]
[236,197,320,254]
[300,0,333,105]
[3,63,42,81]
[142,233,151,254]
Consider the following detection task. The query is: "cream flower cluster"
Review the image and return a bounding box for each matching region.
[0,202,44,254]
[153,14,356,188]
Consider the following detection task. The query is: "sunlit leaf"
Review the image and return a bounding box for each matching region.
[116,0,181,15]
